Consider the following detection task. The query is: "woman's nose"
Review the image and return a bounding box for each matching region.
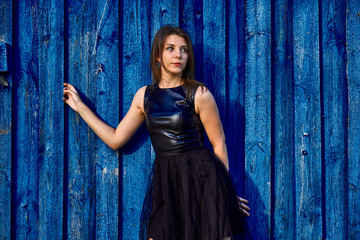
[174,49,181,58]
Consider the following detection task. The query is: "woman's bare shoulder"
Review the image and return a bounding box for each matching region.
[132,85,149,112]
[195,85,213,102]
[137,85,148,94]
[194,86,216,113]
[133,85,148,98]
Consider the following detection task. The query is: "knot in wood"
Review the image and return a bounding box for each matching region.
[301,149,308,156]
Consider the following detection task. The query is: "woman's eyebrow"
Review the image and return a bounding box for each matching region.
[165,43,188,47]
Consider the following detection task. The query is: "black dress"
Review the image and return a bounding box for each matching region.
[140,84,248,240]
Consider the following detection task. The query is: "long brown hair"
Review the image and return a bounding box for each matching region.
[150,26,204,96]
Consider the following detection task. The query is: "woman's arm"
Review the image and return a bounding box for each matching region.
[194,87,229,169]
[63,83,146,150]
[195,87,250,216]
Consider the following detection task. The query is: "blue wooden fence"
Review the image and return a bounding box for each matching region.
[0,0,358,239]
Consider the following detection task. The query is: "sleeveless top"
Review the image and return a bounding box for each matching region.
[144,84,204,156]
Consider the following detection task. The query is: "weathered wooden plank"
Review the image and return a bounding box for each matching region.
[225,0,246,193]
[90,0,120,239]
[67,1,121,238]
[37,0,65,238]
[293,0,322,239]
[346,1,360,238]
[321,0,347,239]
[12,0,40,238]
[150,0,179,38]
[244,0,272,238]
[0,42,9,72]
[0,1,12,238]
[273,0,295,239]
[180,0,203,82]
[121,0,152,239]
[67,1,98,238]
[203,0,226,121]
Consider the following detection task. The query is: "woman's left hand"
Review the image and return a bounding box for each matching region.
[237,197,251,216]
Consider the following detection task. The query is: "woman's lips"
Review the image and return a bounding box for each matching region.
[172,63,181,66]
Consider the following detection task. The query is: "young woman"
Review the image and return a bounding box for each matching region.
[63,26,250,240]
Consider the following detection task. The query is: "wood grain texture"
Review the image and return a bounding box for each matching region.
[203,0,226,121]
[67,1,97,238]
[244,0,272,238]
[293,0,322,239]
[151,0,179,38]
[0,0,12,238]
[12,0,40,238]
[225,0,246,194]
[92,0,120,239]
[2,0,358,238]
[273,0,295,239]
[321,0,347,239]
[37,0,65,238]
[180,0,203,82]
[121,0,152,239]
[0,42,8,71]
[346,1,360,238]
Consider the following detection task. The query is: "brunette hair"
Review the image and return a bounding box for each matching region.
[150,26,204,96]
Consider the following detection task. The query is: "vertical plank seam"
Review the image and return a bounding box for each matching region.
[241,0,246,196]
[198,0,204,84]
[344,1,349,237]
[118,0,124,238]
[147,0,152,47]
[225,0,229,129]
[179,0,184,28]
[318,0,326,239]
[63,0,70,238]
[10,0,19,237]
[270,0,275,238]
[289,1,295,238]
[290,0,296,237]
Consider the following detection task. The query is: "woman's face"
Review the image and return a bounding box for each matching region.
[159,34,189,78]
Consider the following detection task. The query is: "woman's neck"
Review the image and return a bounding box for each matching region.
[158,73,183,88]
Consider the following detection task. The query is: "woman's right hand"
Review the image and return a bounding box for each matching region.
[63,83,84,112]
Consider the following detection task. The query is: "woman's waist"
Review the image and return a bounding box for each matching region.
[149,129,204,156]
[153,141,205,157]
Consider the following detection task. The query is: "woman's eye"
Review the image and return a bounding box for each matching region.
[166,47,174,51]
[181,48,188,53]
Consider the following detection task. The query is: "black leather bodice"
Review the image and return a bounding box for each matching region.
[144,84,204,156]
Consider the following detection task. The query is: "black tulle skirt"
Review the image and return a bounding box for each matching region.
[140,146,249,240]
